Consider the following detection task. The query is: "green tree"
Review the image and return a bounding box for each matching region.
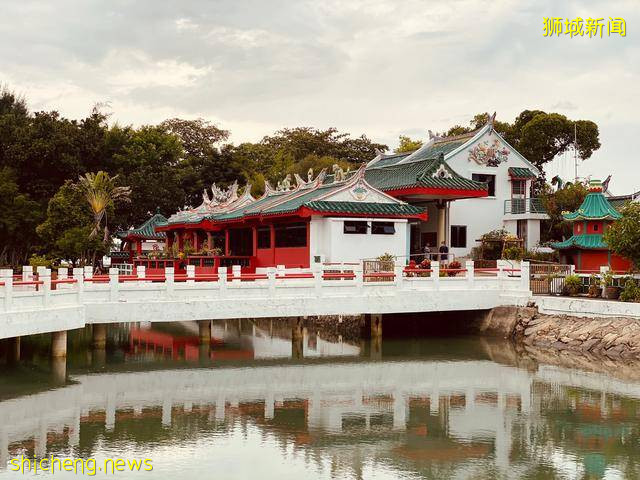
[0,167,42,266]
[36,181,107,266]
[395,135,422,153]
[77,171,131,241]
[539,181,588,242]
[107,125,184,227]
[604,202,640,269]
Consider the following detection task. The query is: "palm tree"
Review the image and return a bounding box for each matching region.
[77,171,131,242]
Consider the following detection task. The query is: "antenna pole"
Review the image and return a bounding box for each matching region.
[574,123,578,183]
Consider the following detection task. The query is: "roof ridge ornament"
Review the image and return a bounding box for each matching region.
[332,164,350,182]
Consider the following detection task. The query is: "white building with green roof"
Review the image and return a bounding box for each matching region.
[366,115,548,257]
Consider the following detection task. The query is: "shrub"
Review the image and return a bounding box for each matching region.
[446,260,462,277]
[619,278,640,302]
[503,245,525,260]
[563,274,582,296]
[28,254,53,269]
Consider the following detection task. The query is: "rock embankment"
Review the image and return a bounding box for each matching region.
[514,310,640,359]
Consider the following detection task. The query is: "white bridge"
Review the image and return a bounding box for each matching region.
[0,261,532,340]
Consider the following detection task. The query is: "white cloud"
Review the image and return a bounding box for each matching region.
[0,0,638,192]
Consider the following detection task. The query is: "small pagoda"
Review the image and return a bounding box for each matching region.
[552,179,630,272]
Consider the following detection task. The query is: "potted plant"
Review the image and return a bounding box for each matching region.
[563,274,582,296]
[601,272,620,300]
[446,260,462,277]
[619,278,640,302]
[587,274,601,297]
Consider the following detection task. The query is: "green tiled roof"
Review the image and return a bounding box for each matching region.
[402,135,474,163]
[304,201,424,216]
[370,152,412,168]
[563,191,622,221]
[117,212,167,239]
[508,167,536,179]
[552,234,608,250]
[365,155,487,193]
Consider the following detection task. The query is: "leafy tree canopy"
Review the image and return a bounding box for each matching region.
[395,135,423,153]
[604,202,640,269]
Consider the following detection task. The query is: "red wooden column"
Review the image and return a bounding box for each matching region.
[193,231,199,251]
[136,239,142,255]
[269,224,276,265]
[207,232,213,250]
[252,226,257,257]
[225,230,230,256]
[178,231,184,252]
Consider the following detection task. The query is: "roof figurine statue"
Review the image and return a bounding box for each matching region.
[307,168,314,182]
[332,164,349,182]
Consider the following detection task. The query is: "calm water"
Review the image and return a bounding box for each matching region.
[1,320,640,479]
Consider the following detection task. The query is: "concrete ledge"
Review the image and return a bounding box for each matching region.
[535,296,640,319]
[0,305,85,340]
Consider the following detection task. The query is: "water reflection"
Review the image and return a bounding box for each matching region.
[1,321,639,479]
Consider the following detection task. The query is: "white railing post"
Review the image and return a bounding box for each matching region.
[57,267,68,281]
[109,267,119,302]
[232,265,241,284]
[41,268,51,307]
[520,261,530,292]
[394,263,404,290]
[267,267,276,296]
[312,265,322,297]
[137,265,146,284]
[465,260,474,288]
[1,269,13,312]
[218,267,228,295]
[165,267,175,297]
[73,267,84,303]
[570,264,576,275]
[431,262,440,290]
[186,264,195,284]
[354,263,363,295]
[22,265,33,282]
[84,265,93,279]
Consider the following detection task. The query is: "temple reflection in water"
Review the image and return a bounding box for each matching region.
[1,321,639,479]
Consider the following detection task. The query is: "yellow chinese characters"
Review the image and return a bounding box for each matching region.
[543,17,626,37]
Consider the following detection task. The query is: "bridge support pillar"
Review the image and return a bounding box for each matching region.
[199,320,211,344]
[370,314,383,338]
[51,330,67,358]
[291,317,304,359]
[93,324,107,349]
[51,355,66,384]
[7,336,20,363]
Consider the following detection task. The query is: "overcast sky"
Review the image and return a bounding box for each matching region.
[1,0,638,193]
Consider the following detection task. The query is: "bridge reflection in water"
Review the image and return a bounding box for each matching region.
[1,322,639,479]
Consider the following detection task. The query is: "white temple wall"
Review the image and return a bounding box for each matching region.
[309,217,408,264]
[444,129,543,257]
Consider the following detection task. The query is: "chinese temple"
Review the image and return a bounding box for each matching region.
[153,165,426,272]
[112,210,167,264]
[552,180,631,272]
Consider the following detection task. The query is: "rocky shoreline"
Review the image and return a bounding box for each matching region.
[481,305,640,359]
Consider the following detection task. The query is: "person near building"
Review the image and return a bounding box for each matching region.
[438,241,449,264]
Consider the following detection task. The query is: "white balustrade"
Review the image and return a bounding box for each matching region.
[0,261,531,339]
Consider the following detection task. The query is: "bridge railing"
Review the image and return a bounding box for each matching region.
[0,261,528,313]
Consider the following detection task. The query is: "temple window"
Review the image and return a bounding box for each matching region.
[344,221,368,234]
[228,228,253,256]
[257,227,271,249]
[511,179,526,196]
[593,223,599,232]
[451,225,467,248]
[275,222,307,248]
[371,222,395,235]
[472,174,496,196]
